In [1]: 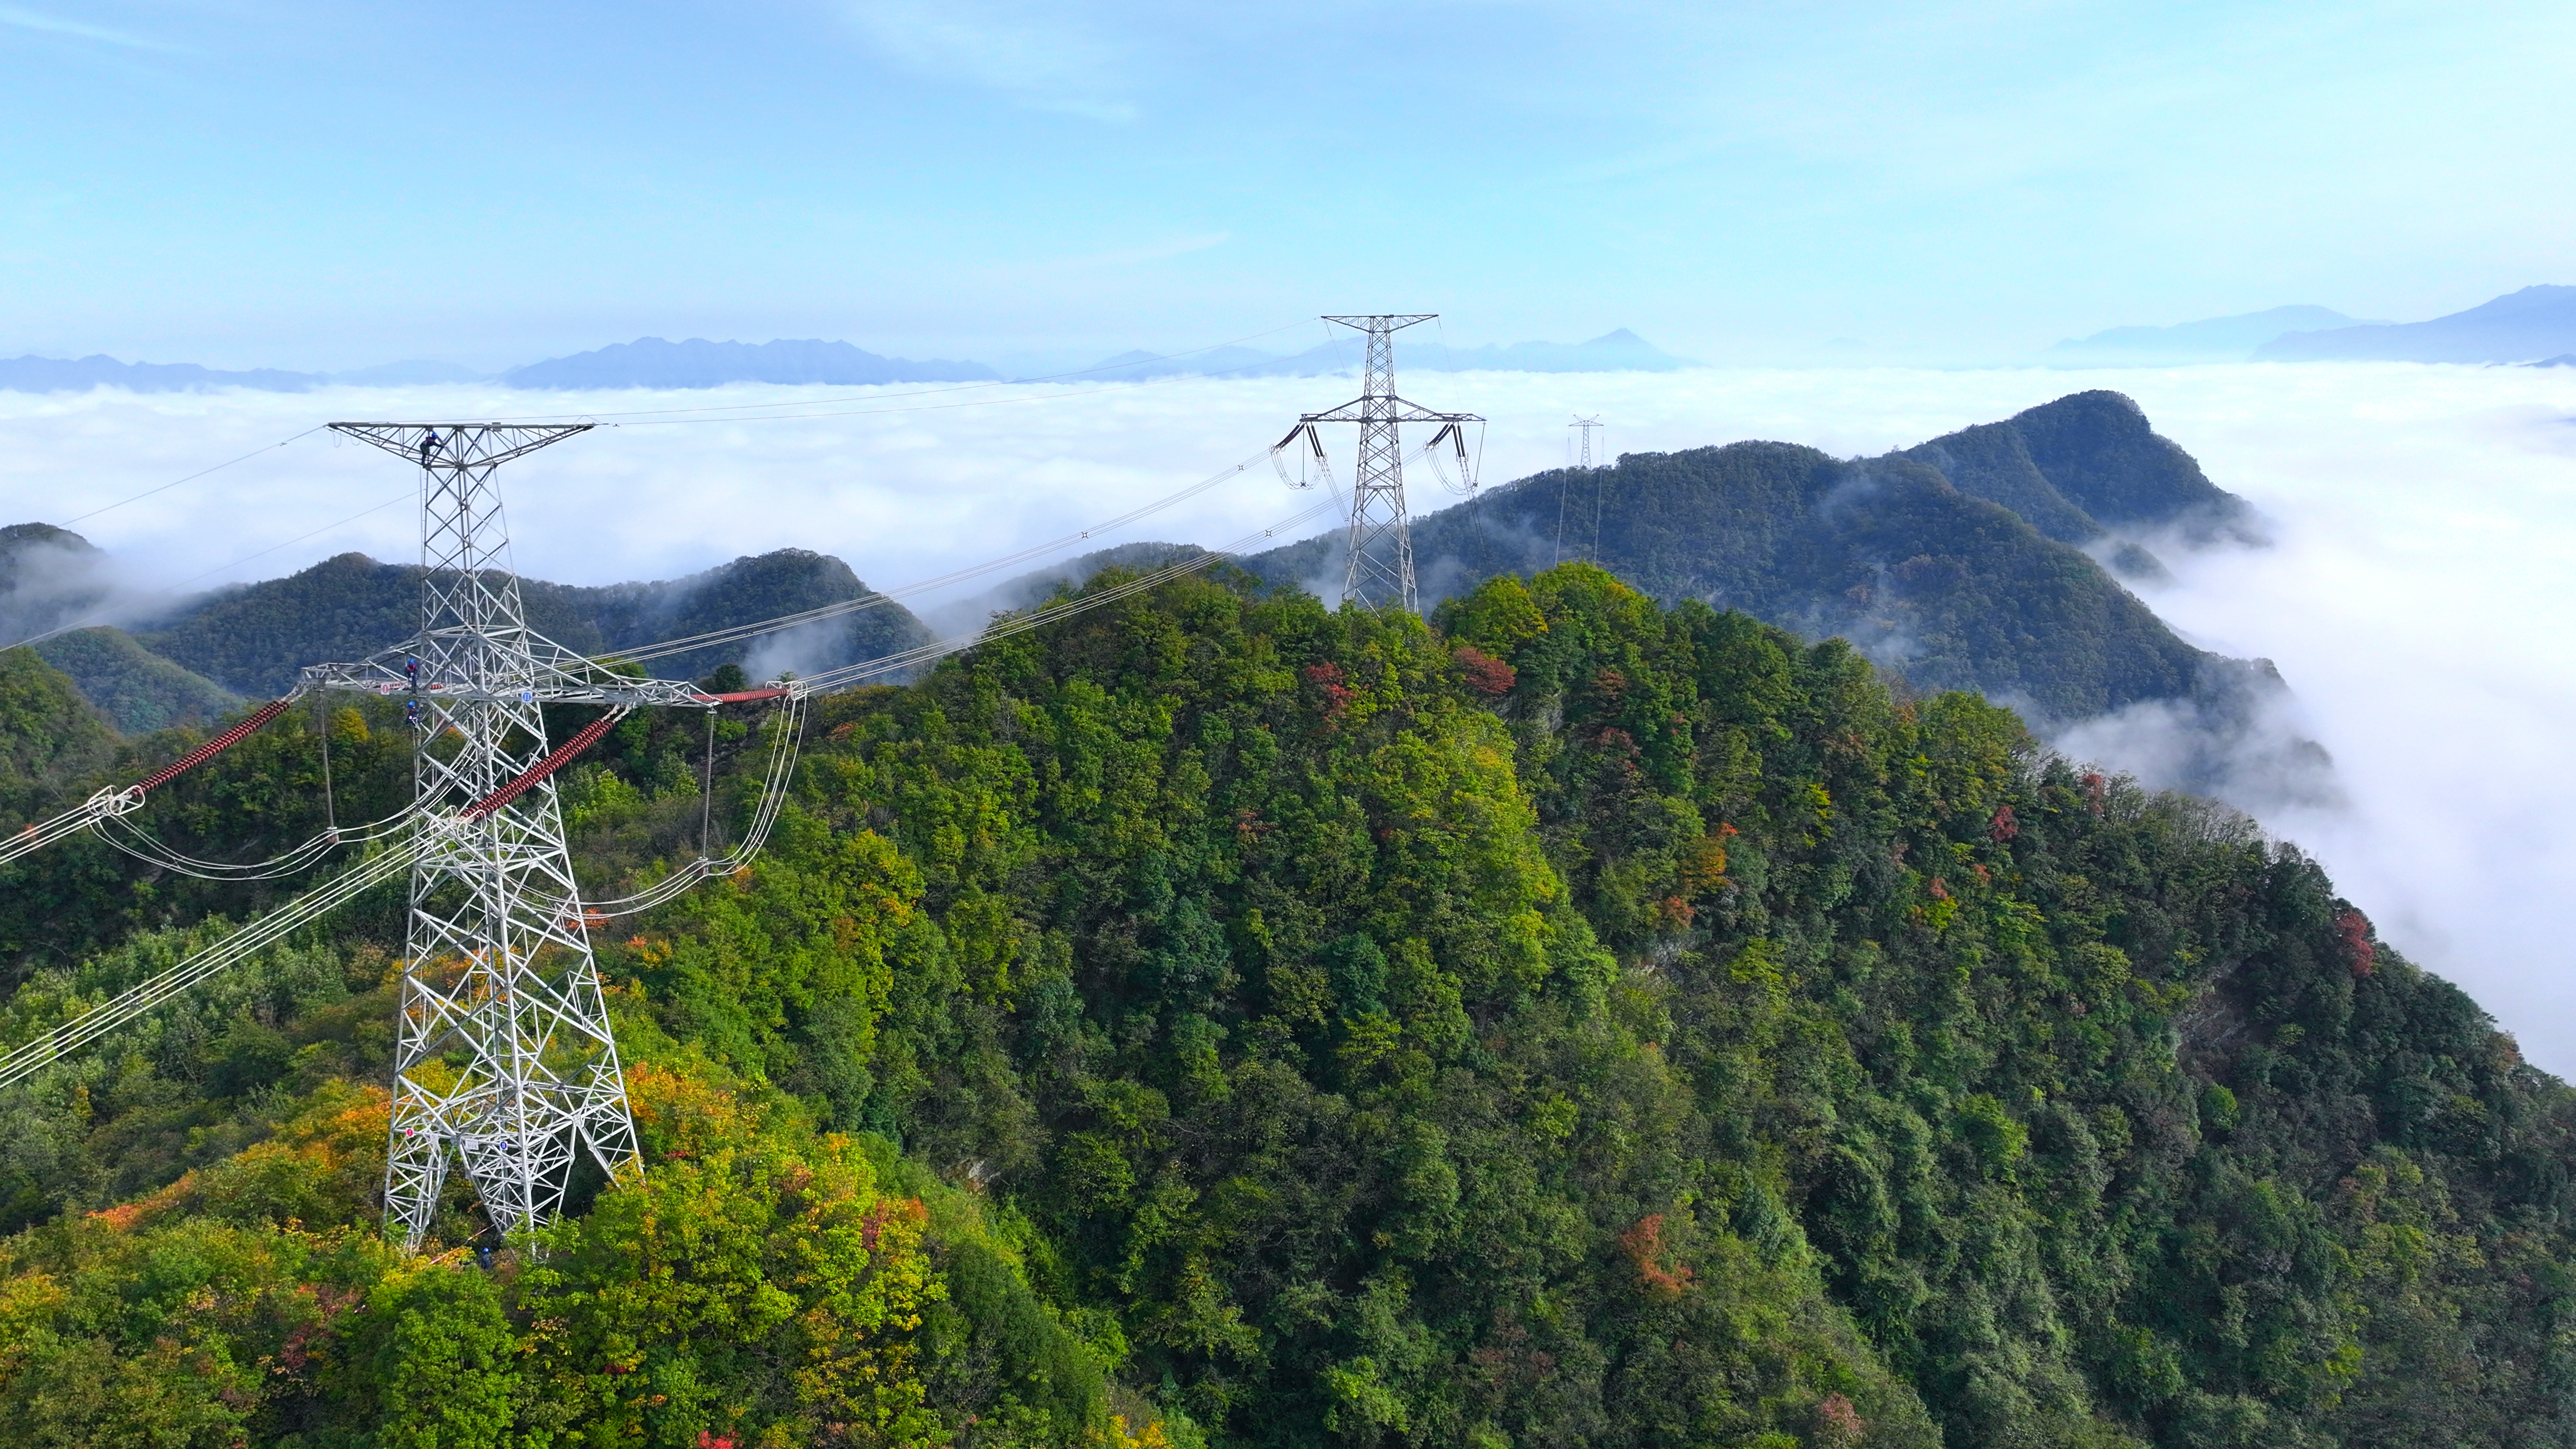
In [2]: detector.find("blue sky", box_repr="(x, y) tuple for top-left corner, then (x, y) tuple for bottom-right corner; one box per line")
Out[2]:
(4, 0), (2571, 368)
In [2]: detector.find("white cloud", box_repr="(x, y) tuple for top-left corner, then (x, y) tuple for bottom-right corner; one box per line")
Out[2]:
(840, 0), (1140, 120)
(8, 359), (2576, 1070)
(0, 4), (169, 49)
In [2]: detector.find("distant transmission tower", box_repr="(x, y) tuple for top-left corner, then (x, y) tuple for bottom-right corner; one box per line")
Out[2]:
(1572, 415), (1607, 562)
(1570, 414), (1603, 469)
(314, 423), (712, 1249)
(1273, 315), (1481, 612)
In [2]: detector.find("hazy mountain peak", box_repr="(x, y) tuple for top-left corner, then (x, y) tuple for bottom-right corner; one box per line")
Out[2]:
(0, 354), (326, 394)
(502, 337), (1000, 390)
(2257, 283), (2576, 362)
(2046, 305), (2364, 365)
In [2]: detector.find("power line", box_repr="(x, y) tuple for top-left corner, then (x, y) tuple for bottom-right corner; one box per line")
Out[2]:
(60, 426), (328, 525)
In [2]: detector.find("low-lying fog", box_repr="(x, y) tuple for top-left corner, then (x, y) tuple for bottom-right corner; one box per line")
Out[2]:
(7, 362), (2575, 1070)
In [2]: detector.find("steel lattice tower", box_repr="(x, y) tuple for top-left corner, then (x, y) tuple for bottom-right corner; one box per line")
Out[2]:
(323, 422), (650, 1248)
(1282, 316), (1482, 612)
(1570, 414), (1603, 469)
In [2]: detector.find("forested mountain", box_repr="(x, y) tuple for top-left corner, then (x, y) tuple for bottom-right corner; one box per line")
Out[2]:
(0, 563), (2560, 1448)
(0, 647), (115, 821)
(0, 522), (120, 644)
(29, 625), (239, 733)
(1236, 391), (2306, 802)
(1901, 391), (2260, 546)
(133, 547), (932, 697)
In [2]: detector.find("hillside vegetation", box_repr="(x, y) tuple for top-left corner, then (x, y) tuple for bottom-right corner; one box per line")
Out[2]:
(0, 564), (2559, 1449)
(30, 625), (239, 734)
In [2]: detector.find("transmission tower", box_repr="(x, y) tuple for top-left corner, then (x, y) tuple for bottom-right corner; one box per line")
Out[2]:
(313, 423), (715, 1250)
(1273, 316), (1481, 612)
(1571, 415), (1608, 563)
(1570, 414), (1603, 469)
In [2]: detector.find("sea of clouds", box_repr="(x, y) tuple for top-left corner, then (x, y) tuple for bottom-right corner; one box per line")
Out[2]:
(5, 362), (2574, 1069)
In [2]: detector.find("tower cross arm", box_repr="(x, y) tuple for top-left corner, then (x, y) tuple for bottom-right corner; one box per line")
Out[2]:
(1320, 314), (1438, 331)
(1300, 397), (1485, 425)
(329, 422), (594, 470)
(296, 640), (749, 710)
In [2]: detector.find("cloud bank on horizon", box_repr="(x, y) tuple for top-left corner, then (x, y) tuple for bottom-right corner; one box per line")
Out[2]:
(4, 360), (2575, 1071)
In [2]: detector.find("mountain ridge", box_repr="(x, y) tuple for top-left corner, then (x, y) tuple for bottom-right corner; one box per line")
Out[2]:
(2257, 283), (2576, 362)
(2045, 305), (2367, 365)
(128, 547), (934, 697)
(1225, 389), (2304, 804)
(502, 336), (1000, 389)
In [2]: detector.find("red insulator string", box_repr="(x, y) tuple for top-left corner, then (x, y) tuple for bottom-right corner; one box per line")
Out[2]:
(462, 710), (625, 821)
(133, 698), (293, 792)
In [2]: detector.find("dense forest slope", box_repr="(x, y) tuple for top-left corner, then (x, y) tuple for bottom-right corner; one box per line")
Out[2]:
(0, 564), (2560, 1448)
(133, 546), (932, 697)
(29, 625), (239, 733)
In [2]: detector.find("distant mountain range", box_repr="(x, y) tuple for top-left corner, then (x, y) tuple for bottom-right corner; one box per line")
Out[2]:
(2052, 285), (2576, 365)
(0, 356), (342, 394)
(0, 328), (1689, 394)
(2046, 305), (2369, 365)
(500, 338), (998, 389)
(2256, 284), (2576, 362)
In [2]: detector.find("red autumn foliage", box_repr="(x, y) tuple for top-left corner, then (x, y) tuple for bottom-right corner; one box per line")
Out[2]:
(1302, 662), (1355, 721)
(1454, 645), (1516, 697)
(859, 1196), (928, 1250)
(1990, 803), (2018, 842)
(1618, 1214), (1693, 1298)
(1654, 895), (1696, 931)
(2081, 773), (2107, 817)
(1815, 1392), (1866, 1446)
(2335, 907), (2375, 977)
(1927, 877), (1951, 902)
(697, 1433), (737, 1449)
